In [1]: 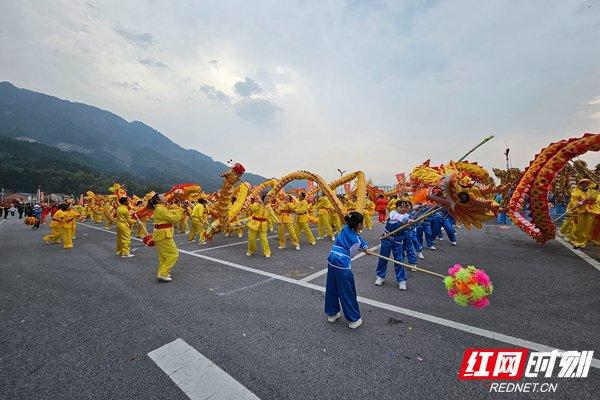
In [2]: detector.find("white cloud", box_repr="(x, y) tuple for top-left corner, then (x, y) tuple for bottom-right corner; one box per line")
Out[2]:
(1, 0), (599, 183)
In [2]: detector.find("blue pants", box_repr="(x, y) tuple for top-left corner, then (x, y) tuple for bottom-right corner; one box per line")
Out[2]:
(376, 237), (411, 282)
(410, 229), (422, 252)
(324, 266), (360, 322)
(433, 216), (457, 242)
(417, 221), (434, 247)
(498, 212), (508, 224)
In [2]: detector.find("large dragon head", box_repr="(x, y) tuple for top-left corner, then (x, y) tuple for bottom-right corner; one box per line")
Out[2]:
(411, 161), (498, 228)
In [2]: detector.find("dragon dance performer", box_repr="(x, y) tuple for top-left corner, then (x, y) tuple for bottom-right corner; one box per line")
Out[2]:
(61, 203), (78, 249)
(375, 194), (388, 223)
(386, 194), (398, 212)
(188, 199), (208, 245)
(324, 212), (369, 330)
(363, 197), (375, 229)
(375, 200), (415, 290)
(563, 179), (600, 249)
(246, 194), (272, 257)
(148, 194), (182, 282)
(42, 204), (64, 245)
(102, 201), (115, 230)
(277, 195), (300, 250)
(295, 192), (316, 245)
(316, 194), (335, 241)
(116, 197), (134, 258)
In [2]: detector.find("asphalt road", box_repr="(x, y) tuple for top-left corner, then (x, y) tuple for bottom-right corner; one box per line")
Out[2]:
(1, 216), (599, 399)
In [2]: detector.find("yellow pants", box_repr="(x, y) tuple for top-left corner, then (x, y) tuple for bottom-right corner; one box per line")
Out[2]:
(318, 214), (334, 238)
(116, 224), (132, 255)
(72, 223), (78, 238)
(559, 217), (575, 237)
(156, 238), (179, 277)
(178, 219), (189, 234)
(569, 212), (596, 247)
(62, 228), (74, 248)
(364, 213), (373, 229)
(331, 214), (341, 234)
(278, 223), (299, 247)
(188, 220), (206, 243)
(94, 214), (102, 223)
(43, 227), (62, 244)
(295, 222), (316, 244)
(248, 228), (271, 256)
(104, 218), (113, 229)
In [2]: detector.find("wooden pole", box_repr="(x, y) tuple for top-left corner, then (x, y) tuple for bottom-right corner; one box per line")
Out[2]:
(366, 251), (446, 279)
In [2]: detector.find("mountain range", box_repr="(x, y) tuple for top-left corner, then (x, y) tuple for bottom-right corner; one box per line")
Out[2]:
(0, 81), (266, 194)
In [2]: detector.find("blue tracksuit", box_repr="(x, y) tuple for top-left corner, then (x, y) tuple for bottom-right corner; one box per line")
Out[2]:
(432, 212), (457, 242)
(325, 225), (368, 322)
(376, 212), (415, 283)
(416, 211), (435, 248)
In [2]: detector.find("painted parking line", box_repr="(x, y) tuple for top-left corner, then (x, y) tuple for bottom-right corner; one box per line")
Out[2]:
(148, 338), (260, 400)
(79, 222), (600, 369)
(298, 244), (381, 283)
(555, 236), (600, 272)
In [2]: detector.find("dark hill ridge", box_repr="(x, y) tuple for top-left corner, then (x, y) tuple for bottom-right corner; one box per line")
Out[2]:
(0, 81), (266, 192)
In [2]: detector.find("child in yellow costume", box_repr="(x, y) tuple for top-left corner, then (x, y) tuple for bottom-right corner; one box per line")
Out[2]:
(566, 179), (600, 249)
(188, 199), (208, 245)
(246, 195), (272, 257)
(364, 197), (375, 229)
(316, 195), (335, 241)
(61, 203), (77, 249)
(277, 195), (300, 250)
(149, 194), (182, 282)
(294, 193), (316, 245)
(116, 197), (134, 258)
(43, 206), (64, 244)
(92, 202), (103, 223)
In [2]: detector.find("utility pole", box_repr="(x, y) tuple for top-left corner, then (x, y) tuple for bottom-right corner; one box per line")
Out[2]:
(1, 187), (4, 204)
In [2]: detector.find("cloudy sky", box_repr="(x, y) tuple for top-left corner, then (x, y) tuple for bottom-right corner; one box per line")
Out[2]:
(1, 0), (599, 184)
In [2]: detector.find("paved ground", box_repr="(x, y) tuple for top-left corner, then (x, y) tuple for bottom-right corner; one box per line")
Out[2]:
(1, 216), (599, 399)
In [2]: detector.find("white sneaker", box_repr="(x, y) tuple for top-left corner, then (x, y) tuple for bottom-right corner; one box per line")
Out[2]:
(417, 252), (424, 259)
(409, 264), (417, 271)
(398, 281), (407, 290)
(316, 236), (323, 240)
(368, 227), (373, 230)
(188, 240), (194, 243)
(331, 236), (336, 242)
(122, 254), (134, 258)
(238, 234), (243, 238)
(246, 252), (252, 256)
(265, 253), (271, 258)
(295, 245), (300, 251)
(310, 242), (316, 245)
(327, 312), (342, 323)
(225, 233), (230, 237)
(115, 253), (122, 256)
(278, 245), (285, 249)
(199, 241), (207, 245)
(349, 318), (363, 329)
(375, 276), (384, 286)
(157, 275), (172, 282)
(438, 237), (443, 241)
(426, 246), (436, 250)
(451, 241), (457, 246)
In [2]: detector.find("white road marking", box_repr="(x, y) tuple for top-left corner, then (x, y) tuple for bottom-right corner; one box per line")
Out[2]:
(148, 338), (260, 400)
(218, 277), (276, 296)
(555, 236), (600, 272)
(191, 227), (319, 253)
(298, 244), (381, 283)
(80, 222), (600, 369)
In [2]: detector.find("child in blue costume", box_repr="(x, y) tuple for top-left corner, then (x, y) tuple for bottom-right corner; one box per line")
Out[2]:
(325, 212), (370, 329)
(375, 200), (415, 291)
(415, 204), (436, 250)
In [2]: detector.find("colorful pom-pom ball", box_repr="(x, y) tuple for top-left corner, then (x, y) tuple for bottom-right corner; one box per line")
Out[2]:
(444, 264), (493, 309)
